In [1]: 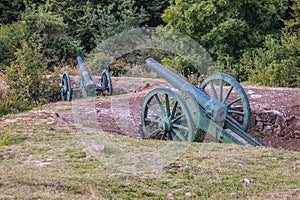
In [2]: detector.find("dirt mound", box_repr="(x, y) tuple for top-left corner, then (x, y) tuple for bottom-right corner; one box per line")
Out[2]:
(56, 77), (299, 151)
(246, 87), (300, 151)
(3, 76), (298, 151)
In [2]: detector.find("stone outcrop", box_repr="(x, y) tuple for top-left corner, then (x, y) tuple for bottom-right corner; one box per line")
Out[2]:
(248, 107), (300, 150)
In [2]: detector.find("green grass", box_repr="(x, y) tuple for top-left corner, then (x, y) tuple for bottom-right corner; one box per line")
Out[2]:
(0, 106), (299, 199)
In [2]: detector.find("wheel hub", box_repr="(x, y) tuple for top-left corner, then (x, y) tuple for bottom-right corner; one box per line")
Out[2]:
(158, 118), (172, 132)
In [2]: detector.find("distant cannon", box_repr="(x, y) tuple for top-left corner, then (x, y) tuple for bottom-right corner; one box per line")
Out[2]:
(141, 58), (262, 146)
(61, 56), (112, 101)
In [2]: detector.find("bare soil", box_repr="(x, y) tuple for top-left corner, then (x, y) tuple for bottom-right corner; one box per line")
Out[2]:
(57, 76), (299, 151)
(4, 76), (299, 151)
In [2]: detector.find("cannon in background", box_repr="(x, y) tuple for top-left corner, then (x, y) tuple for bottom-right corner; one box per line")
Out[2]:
(61, 56), (112, 101)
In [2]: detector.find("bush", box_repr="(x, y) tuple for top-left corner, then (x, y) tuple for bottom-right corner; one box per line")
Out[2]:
(240, 34), (300, 87)
(0, 22), (25, 72)
(240, 0), (300, 88)
(22, 1), (82, 68)
(4, 40), (60, 114)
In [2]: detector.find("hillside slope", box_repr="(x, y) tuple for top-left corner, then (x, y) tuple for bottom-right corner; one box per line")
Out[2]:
(0, 77), (299, 199)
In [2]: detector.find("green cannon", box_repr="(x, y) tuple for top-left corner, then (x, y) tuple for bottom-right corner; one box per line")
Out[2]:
(61, 56), (113, 101)
(141, 58), (262, 146)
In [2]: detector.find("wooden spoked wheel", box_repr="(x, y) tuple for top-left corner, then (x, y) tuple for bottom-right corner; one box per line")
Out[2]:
(61, 71), (72, 101)
(100, 68), (113, 96)
(141, 88), (195, 142)
(199, 73), (250, 131)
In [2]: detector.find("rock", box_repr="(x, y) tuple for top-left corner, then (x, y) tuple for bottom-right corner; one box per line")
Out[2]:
(253, 110), (287, 135)
(240, 178), (255, 184)
(273, 124), (282, 135)
(275, 112), (287, 127)
(263, 125), (273, 135)
(256, 121), (264, 131)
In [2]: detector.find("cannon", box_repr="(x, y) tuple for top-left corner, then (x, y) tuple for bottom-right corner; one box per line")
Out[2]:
(61, 56), (113, 101)
(141, 58), (262, 146)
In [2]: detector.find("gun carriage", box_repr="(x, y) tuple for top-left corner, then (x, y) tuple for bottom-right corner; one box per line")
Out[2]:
(141, 58), (262, 146)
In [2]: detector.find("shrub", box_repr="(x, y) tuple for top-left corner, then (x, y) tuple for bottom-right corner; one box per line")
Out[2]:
(4, 40), (60, 115)
(0, 22), (25, 72)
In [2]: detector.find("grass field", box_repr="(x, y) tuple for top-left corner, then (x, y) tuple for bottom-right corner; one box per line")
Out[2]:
(0, 102), (299, 199)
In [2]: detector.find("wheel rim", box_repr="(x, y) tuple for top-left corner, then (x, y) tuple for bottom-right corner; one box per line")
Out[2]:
(61, 71), (72, 101)
(100, 68), (112, 96)
(141, 88), (195, 142)
(199, 73), (250, 131)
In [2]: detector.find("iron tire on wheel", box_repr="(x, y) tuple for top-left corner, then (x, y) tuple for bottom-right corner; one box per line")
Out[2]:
(200, 73), (250, 131)
(141, 88), (195, 142)
(61, 71), (72, 101)
(100, 68), (113, 96)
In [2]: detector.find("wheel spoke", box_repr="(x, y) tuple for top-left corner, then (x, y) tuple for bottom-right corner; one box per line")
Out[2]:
(170, 131), (178, 141)
(142, 88), (194, 142)
(219, 79), (223, 102)
(172, 124), (189, 131)
(172, 114), (184, 123)
(223, 85), (234, 103)
(165, 94), (171, 117)
(61, 72), (72, 101)
(148, 128), (162, 138)
(144, 118), (160, 123)
(170, 101), (178, 118)
(226, 114), (243, 129)
(209, 81), (218, 99)
(200, 73), (250, 132)
(173, 129), (187, 142)
(154, 94), (166, 116)
(228, 109), (244, 116)
(147, 103), (164, 118)
(227, 97), (241, 106)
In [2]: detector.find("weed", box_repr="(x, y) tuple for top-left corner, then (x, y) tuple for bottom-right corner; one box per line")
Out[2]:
(0, 129), (12, 145)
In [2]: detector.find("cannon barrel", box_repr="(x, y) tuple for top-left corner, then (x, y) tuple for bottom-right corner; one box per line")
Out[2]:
(145, 58), (227, 122)
(77, 56), (89, 72)
(77, 56), (96, 97)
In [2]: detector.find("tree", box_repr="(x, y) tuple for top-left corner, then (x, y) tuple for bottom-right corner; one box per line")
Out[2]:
(0, 22), (25, 72)
(162, 0), (289, 80)
(0, 0), (25, 24)
(45, 0), (157, 53)
(81, 0), (147, 51)
(21, 1), (83, 67)
(240, 0), (300, 87)
(134, 0), (170, 27)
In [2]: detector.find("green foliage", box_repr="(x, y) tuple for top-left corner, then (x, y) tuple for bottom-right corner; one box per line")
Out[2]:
(240, 0), (300, 87)
(84, 0), (147, 46)
(0, 89), (29, 117)
(161, 56), (198, 77)
(134, 0), (170, 27)
(50, 0), (150, 53)
(0, 22), (25, 72)
(162, 0), (289, 80)
(283, 0), (300, 33)
(4, 40), (60, 112)
(21, 1), (83, 67)
(0, 0), (25, 24)
(0, 129), (12, 145)
(241, 34), (300, 87)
